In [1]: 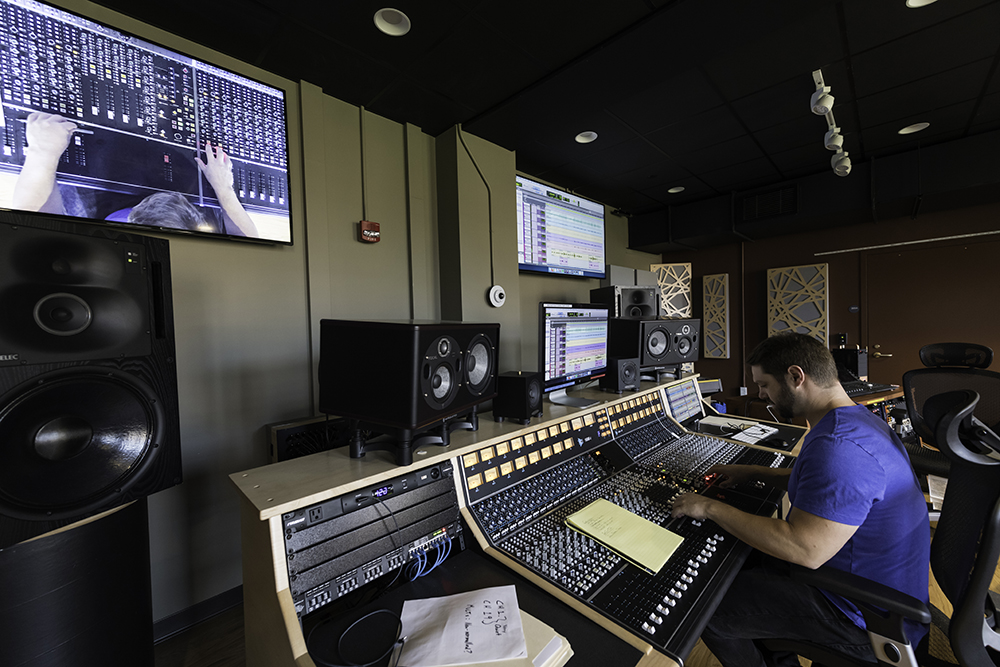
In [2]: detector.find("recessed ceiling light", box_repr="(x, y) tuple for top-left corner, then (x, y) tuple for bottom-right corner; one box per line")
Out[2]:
(667, 186), (685, 194)
(905, 0), (938, 7)
(374, 8), (411, 36)
(898, 122), (931, 135)
(575, 131), (598, 144)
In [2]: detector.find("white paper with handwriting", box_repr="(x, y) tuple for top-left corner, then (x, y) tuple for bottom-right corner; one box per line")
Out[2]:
(397, 585), (528, 666)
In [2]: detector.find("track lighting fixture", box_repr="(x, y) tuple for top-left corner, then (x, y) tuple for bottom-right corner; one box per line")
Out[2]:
(831, 151), (851, 177)
(810, 86), (834, 115)
(824, 127), (843, 151)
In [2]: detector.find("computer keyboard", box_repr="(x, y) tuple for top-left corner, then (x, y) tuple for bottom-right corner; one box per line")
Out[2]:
(729, 423), (779, 444)
(841, 380), (897, 397)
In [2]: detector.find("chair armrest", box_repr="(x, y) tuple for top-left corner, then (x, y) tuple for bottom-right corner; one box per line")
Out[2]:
(789, 563), (931, 642)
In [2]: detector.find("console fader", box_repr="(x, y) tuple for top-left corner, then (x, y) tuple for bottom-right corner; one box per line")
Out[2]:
(457, 389), (792, 664)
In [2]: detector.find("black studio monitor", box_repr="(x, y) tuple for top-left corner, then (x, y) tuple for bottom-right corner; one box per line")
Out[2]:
(492, 371), (543, 424)
(600, 358), (640, 393)
(0, 213), (182, 549)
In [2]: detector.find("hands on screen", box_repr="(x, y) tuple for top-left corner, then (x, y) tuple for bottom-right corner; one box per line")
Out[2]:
(11, 112), (76, 214)
(196, 140), (258, 237)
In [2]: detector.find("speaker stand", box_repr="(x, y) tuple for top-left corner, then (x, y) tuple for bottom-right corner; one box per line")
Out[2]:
(346, 407), (482, 466)
(0, 499), (154, 667)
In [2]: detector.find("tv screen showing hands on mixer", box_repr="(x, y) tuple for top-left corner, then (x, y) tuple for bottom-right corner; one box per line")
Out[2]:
(0, 0), (292, 244)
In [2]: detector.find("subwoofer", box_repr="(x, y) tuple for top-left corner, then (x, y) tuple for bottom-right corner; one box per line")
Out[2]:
(318, 320), (500, 432)
(590, 286), (658, 319)
(0, 214), (181, 548)
(600, 358), (640, 393)
(492, 371), (543, 424)
(608, 318), (701, 368)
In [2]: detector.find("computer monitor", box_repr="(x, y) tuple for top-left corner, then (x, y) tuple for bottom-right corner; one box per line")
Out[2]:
(538, 302), (609, 408)
(516, 175), (605, 279)
(664, 376), (704, 426)
(0, 0), (292, 244)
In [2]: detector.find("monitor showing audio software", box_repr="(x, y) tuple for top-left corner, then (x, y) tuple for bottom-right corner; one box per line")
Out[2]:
(516, 175), (605, 279)
(539, 302), (609, 408)
(664, 377), (704, 425)
(0, 0), (292, 244)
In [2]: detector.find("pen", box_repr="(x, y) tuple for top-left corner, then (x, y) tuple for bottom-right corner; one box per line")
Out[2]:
(15, 117), (94, 134)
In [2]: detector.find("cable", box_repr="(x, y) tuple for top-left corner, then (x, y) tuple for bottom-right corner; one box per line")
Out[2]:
(456, 124), (496, 287)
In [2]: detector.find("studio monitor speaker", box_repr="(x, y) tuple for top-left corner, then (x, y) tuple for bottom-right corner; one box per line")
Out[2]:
(492, 371), (543, 424)
(318, 320), (500, 432)
(600, 358), (639, 393)
(608, 318), (701, 368)
(0, 214), (181, 548)
(590, 286), (658, 319)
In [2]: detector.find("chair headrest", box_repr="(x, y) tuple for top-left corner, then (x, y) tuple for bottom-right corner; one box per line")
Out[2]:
(919, 343), (993, 369)
(924, 390), (1000, 466)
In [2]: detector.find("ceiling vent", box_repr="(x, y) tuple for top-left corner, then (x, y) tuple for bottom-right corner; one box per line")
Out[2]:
(740, 186), (797, 222)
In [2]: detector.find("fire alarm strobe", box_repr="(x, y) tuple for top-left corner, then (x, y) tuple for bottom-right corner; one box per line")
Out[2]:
(359, 220), (380, 243)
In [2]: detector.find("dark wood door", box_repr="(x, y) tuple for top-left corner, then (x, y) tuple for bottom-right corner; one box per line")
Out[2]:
(865, 238), (1000, 385)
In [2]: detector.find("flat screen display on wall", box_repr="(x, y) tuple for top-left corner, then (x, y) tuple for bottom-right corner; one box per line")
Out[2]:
(0, 0), (292, 244)
(516, 175), (605, 279)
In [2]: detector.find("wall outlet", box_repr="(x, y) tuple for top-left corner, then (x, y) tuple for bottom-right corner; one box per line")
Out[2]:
(738, 386), (748, 396)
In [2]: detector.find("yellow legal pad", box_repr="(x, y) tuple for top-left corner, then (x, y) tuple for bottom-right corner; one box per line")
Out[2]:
(565, 498), (684, 574)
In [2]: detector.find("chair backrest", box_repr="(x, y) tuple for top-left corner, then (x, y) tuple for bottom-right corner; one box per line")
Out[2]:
(903, 342), (1000, 447)
(922, 390), (1000, 667)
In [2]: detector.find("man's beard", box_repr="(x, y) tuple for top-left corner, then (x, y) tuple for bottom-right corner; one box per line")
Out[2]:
(770, 381), (797, 421)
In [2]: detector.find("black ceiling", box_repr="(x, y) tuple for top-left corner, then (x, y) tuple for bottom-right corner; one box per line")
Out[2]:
(91, 0), (1000, 219)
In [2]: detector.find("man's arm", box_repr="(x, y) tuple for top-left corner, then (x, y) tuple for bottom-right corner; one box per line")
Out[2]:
(196, 141), (258, 237)
(671, 494), (858, 569)
(12, 112), (76, 214)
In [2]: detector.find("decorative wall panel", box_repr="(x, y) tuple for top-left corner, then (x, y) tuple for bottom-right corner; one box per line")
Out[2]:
(703, 273), (729, 358)
(766, 264), (828, 344)
(651, 263), (692, 318)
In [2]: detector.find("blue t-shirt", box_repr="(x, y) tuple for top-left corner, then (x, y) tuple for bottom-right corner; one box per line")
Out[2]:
(788, 404), (930, 645)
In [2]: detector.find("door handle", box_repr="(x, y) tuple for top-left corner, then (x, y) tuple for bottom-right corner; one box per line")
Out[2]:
(872, 352), (893, 358)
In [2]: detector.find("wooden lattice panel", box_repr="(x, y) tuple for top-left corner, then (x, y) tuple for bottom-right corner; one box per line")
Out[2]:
(703, 273), (729, 358)
(651, 263), (692, 318)
(766, 264), (828, 344)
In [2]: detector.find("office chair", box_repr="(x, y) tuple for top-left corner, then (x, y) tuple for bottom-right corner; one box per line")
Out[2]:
(901, 343), (997, 515)
(759, 388), (1000, 667)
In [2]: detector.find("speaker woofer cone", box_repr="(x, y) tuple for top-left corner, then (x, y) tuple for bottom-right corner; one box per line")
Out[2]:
(33, 292), (92, 336)
(646, 328), (670, 360)
(465, 334), (494, 395)
(0, 368), (164, 520)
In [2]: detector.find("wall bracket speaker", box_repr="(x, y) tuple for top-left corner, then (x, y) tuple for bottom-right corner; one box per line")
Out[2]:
(0, 213), (181, 548)
(492, 371), (543, 424)
(590, 286), (658, 319)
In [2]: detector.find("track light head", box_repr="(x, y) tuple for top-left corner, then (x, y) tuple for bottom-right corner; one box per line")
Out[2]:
(810, 87), (834, 115)
(831, 151), (851, 177)
(824, 127), (843, 151)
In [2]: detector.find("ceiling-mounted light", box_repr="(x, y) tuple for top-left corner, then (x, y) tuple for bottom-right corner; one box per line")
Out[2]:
(374, 8), (411, 36)
(898, 122), (930, 135)
(905, 0), (939, 7)
(831, 151), (851, 177)
(667, 186), (685, 194)
(575, 131), (598, 144)
(810, 86), (834, 115)
(824, 127), (843, 151)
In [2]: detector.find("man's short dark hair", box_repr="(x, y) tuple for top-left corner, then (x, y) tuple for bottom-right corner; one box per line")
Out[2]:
(746, 332), (838, 388)
(128, 192), (204, 231)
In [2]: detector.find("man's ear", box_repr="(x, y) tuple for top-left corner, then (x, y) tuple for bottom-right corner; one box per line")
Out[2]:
(786, 365), (807, 388)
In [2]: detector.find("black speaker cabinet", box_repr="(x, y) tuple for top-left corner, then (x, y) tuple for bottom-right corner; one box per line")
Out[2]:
(0, 214), (181, 548)
(608, 318), (700, 368)
(492, 371), (543, 424)
(318, 320), (500, 432)
(831, 347), (869, 380)
(590, 285), (658, 319)
(600, 357), (640, 393)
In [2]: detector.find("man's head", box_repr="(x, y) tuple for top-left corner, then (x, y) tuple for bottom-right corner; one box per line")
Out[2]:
(128, 192), (209, 232)
(746, 332), (839, 419)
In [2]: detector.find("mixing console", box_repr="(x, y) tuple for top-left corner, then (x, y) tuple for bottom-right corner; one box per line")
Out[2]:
(457, 386), (792, 663)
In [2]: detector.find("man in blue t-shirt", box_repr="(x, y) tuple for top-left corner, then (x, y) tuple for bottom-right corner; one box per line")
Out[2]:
(672, 332), (930, 667)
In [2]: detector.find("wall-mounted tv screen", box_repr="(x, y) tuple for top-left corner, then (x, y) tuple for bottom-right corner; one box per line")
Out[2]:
(0, 0), (292, 244)
(516, 175), (604, 279)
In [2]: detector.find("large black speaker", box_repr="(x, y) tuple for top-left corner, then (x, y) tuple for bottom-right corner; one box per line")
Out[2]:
(492, 371), (543, 424)
(318, 320), (500, 432)
(600, 357), (640, 393)
(0, 214), (181, 548)
(608, 318), (701, 368)
(590, 285), (658, 319)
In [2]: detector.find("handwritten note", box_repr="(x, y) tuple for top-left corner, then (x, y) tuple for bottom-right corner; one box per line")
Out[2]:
(398, 585), (528, 666)
(566, 498), (684, 574)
